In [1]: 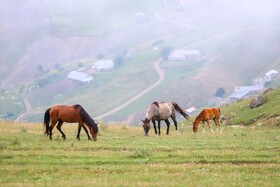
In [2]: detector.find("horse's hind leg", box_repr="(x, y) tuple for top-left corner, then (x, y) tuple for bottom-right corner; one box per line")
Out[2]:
(171, 116), (178, 133)
(164, 119), (170, 135)
(49, 119), (57, 140)
(214, 117), (220, 133)
(56, 120), (66, 140)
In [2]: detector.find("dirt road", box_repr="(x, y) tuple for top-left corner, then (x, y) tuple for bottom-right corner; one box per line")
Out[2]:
(96, 58), (164, 119)
(15, 84), (31, 122)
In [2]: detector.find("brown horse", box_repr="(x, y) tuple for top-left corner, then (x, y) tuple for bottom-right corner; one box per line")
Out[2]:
(193, 108), (221, 133)
(44, 104), (98, 141)
(142, 101), (189, 136)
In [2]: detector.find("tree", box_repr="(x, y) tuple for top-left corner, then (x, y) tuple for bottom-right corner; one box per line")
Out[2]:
(160, 46), (173, 60)
(97, 54), (104, 59)
(37, 64), (43, 72)
(215, 87), (225, 98)
(114, 55), (124, 67)
(78, 62), (84, 67)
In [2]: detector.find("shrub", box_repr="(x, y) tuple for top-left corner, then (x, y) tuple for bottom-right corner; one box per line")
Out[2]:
(131, 148), (152, 158)
(20, 126), (27, 133)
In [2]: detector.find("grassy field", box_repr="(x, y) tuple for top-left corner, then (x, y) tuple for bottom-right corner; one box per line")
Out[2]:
(0, 120), (279, 186)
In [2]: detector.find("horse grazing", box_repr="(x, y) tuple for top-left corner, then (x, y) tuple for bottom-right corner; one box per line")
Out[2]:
(43, 104), (98, 141)
(142, 101), (189, 136)
(193, 107), (221, 133)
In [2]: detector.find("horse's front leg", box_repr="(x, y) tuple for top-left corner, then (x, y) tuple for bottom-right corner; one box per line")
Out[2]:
(152, 120), (157, 135)
(207, 120), (214, 133)
(82, 126), (92, 140)
(202, 121), (205, 134)
(56, 120), (66, 140)
(76, 125), (82, 141)
(157, 120), (161, 135)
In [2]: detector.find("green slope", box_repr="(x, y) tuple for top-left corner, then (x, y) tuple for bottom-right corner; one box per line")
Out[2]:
(220, 88), (280, 126)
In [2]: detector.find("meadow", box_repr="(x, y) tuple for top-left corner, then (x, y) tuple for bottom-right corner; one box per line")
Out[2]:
(0, 120), (279, 187)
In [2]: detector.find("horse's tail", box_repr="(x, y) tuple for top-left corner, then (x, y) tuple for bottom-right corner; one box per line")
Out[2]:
(43, 108), (51, 135)
(172, 102), (189, 119)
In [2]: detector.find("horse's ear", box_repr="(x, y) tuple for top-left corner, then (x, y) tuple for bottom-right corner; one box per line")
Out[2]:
(141, 119), (144, 123)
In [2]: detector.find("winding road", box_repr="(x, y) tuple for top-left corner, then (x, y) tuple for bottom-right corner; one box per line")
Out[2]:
(96, 58), (164, 119)
(15, 84), (31, 122)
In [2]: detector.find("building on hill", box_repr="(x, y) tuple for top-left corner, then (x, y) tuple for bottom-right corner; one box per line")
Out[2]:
(265, 69), (278, 79)
(253, 69), (278, 86)
(186, 106), (197, 115)
(67, 71), (93, 83)
(229, 85), (264, 100)
(134, 12), (146, 22)
(94, 60), (114, 71)
(168, 49), (203, 61)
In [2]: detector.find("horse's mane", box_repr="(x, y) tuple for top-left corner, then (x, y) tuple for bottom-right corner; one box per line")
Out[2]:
(74, 104), (98, 133)
(73, 104), (82, 109)
(152, 101), (159, 107)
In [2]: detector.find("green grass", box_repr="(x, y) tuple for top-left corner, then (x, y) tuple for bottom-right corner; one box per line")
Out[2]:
(221, 88), (280, 126)
(0, 120), (279, 186)
(0, 89), (25, 120)
(2, 88), (280, 186)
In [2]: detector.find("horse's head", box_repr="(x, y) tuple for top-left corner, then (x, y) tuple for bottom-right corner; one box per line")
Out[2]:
(192, 121), (198, 133)
(90, 121), (98, 141)
(141, 118), (150, 136)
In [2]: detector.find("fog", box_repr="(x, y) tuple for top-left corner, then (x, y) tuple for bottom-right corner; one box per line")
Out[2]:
(0, 0), (280, 122)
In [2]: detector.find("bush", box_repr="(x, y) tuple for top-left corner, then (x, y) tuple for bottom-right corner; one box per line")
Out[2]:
(131, 148), (152, 158)
(20, 126), (27, 133)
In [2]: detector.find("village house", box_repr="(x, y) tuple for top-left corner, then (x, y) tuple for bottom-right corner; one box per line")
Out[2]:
(228, 69), (278, 100)
(168, 49), (203, 61)
(185, 106), (197, 115)
(94, 60), (114, 72)
(67, 71), (93, 83)
(134, 12), (146, 22)
(265, 69), (278, 79)
(229, 85), (264, 100)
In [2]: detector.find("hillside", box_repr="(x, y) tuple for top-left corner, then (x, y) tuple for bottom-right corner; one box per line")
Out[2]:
(0, 0), (280, 123)
(0, 88), (279, 186)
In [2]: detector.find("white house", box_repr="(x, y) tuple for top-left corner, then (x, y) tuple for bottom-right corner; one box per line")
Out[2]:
(67, 71), (93, 83)
(229, 85), (264, 99)
(95, 60), (114, 71)
(265, 69), (278, 79)
(168, 50), (187, 61)
(186, 106), (197, 115)
(168, 49), (203, 61)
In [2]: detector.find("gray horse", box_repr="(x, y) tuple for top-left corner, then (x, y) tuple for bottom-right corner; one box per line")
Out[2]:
(142, 101), (189, 136)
